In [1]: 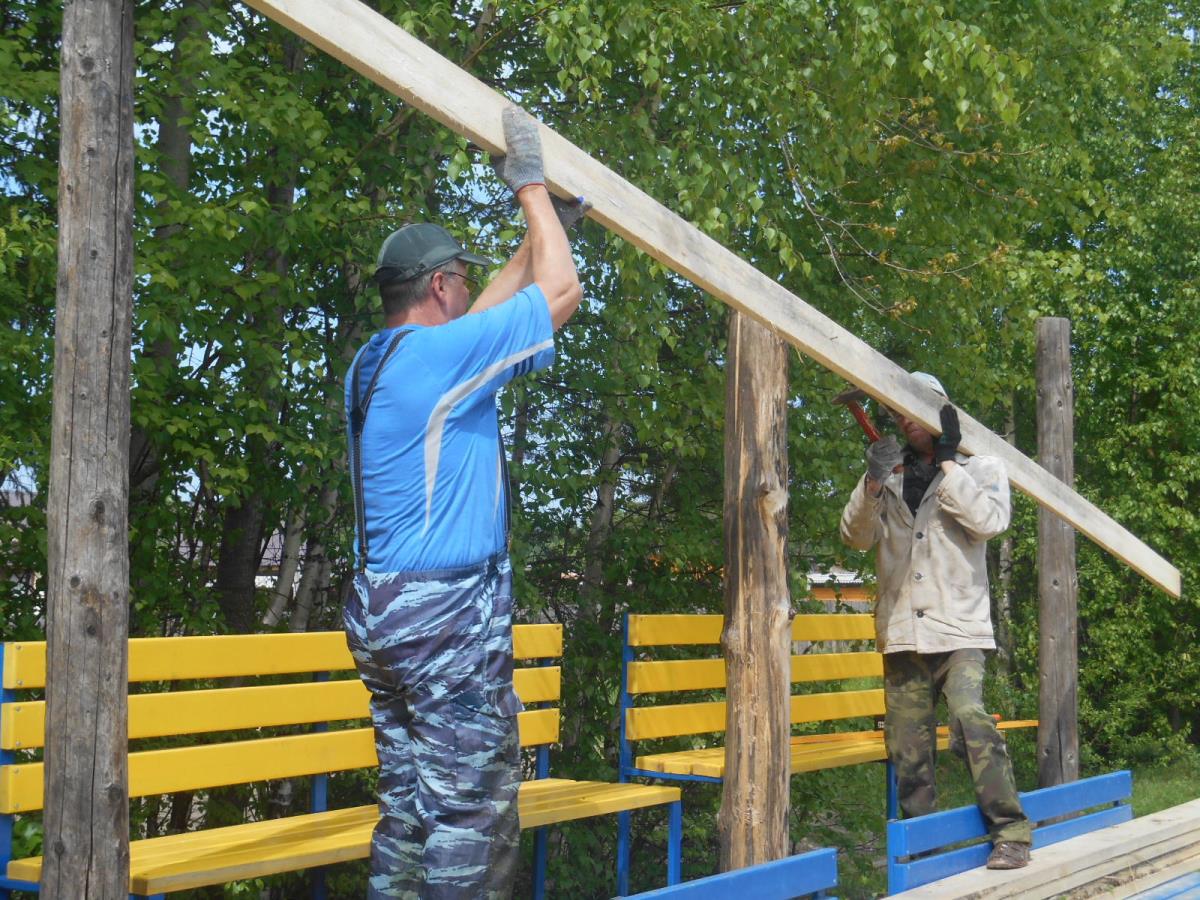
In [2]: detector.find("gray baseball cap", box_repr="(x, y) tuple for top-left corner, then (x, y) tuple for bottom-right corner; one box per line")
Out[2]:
(911, 371), (949, 399)
(881, 371), (949, 421)
(373, 223), (494, 286)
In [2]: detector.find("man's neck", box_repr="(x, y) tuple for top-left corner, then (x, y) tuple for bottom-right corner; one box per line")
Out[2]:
(385, 300), (446, 329)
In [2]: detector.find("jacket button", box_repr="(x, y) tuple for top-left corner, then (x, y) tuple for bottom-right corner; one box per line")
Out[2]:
(914, 572), (923, 581)
(916, 531), (924, 539)
(916, 610), (925, 618)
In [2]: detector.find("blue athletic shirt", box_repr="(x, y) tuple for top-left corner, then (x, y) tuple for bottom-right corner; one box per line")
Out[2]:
(346, 285), (554, 571)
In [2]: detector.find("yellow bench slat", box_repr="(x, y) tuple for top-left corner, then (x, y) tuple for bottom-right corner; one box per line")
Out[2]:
(515, 666), (561, 704)
(2, 680), (369, 751)
(626, 614), (875, 647)
(518, 779), (680, 828)
(793, 688), (885, 723)
(625, 689), (886, 740)
(2, 633), (355, 689)
(627, 615), (724, 646)
(792, 614), (875, 642)
(795, 652), (882, 681)
(0, 708), (561, 814)
(626, 652), (882, 694)
(512, 624), (563, 659)
(2, 624), (562, 689)
(0, 667), (561, 751)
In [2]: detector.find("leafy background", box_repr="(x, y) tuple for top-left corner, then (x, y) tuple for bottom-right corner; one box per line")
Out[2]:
(1, 0), (1198, 896)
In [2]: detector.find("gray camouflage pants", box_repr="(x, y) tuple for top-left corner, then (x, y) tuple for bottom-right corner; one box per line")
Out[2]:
(344, 553), (522, 899)
(883, 649), (1031, 844)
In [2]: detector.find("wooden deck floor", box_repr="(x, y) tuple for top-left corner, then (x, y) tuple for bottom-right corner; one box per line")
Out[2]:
(895, 797), (1200, 899)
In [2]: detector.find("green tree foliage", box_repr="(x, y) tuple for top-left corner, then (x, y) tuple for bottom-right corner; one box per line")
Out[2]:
(0, 0), (1197, 895)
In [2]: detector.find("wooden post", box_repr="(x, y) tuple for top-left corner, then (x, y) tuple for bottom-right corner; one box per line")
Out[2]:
(42, 1), (134, 895)
(719, 312), (791, 870)
(1036, 317), (1079, 788)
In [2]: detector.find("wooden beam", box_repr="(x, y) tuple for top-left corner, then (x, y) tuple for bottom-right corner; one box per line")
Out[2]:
(242, 0), (1181, 598)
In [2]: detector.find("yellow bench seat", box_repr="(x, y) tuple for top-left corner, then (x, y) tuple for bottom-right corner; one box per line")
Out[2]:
(634, 720), (1038, 780)
(7, 778), (681, 894)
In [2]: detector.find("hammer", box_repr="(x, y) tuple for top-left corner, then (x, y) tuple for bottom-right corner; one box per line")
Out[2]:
(832, 386), (881, 443)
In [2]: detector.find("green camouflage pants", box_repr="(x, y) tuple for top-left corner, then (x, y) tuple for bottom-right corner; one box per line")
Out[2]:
(883, 649), (1031, 844)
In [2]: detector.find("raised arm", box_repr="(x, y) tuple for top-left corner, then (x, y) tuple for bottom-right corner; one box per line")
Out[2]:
(471, 107), (582, 329)
(518, 186), (582, 329)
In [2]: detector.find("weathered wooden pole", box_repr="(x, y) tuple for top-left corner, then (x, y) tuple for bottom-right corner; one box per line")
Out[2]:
(719, 312), (791, 870)
(1036, 317), (1079, 788)
(42, 0), (134, 895)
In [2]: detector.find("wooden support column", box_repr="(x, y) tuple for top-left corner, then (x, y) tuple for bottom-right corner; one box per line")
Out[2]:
(42, 1), (134, 895)
(719, 312), (791, 870)
(1036, 317), (1079, 788)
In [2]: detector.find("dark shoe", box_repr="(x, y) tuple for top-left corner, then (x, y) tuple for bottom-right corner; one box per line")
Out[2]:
(986, 841), (1030, 869)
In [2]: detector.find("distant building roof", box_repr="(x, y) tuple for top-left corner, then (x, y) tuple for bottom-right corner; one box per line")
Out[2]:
(806, 567), (865, 586)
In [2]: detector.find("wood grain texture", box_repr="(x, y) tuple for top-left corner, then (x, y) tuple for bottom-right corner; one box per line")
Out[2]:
(42, 0), (135, 895)
(719, 314), (791, 869)
(1036, 317), (1080, 788)
(242, 0), (1180, 597)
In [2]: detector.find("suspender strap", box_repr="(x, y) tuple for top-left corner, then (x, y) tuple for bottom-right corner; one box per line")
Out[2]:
(349, 329), (409, 571)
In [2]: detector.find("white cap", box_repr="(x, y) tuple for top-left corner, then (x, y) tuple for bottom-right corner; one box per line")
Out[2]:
(911, 371), (949, 400)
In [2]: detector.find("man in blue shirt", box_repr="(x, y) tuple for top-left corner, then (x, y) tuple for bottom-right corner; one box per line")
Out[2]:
(343, 107), (583, 898)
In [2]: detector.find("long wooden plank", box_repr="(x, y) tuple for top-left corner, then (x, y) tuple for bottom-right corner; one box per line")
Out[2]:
(241, 0), (1180, 598)
(0, 667), (561, 750)
(2, 624), (562, 689)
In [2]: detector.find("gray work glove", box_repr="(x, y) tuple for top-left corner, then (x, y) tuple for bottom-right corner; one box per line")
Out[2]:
(866, 435), (903, 483)
(551, 194), (592, 233)
(495, 106), (544, 194)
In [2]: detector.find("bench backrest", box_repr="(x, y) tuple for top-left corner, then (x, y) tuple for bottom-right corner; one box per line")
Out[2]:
(886, 770), (1134, 893)
(619, 611), (881, 762)
(0, 625), (563, 816)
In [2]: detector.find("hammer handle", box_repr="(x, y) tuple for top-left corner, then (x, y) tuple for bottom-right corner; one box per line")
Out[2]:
(848, 401), (882, 443)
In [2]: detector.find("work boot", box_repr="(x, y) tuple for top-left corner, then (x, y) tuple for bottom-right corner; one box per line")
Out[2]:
(986, 841), (1031, 869)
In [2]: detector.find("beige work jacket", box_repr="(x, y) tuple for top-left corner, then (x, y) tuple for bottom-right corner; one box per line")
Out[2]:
(839, 454), (1011, 654)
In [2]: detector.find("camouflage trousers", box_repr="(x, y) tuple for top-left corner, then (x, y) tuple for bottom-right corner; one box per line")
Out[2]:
(343, 552), (522, 899)
(883, 649), (1031, 844)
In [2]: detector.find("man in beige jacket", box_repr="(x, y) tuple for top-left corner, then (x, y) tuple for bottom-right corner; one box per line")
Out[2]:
(840, 372), (1032, 869)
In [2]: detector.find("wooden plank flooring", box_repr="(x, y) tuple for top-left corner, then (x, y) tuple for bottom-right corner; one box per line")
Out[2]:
(896, 797), (1200, 899)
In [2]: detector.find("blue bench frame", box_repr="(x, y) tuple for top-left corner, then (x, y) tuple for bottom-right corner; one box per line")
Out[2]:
(630, 847), (837, 899)
(616, 613), (905, 831)
(887, 769), (1134, 894)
